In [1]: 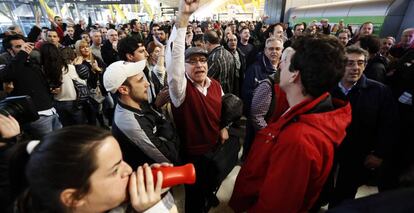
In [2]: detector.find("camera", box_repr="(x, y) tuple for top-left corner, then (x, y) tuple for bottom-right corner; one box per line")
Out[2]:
(151, 163), (196, 188)
(0, 96), (39, 124)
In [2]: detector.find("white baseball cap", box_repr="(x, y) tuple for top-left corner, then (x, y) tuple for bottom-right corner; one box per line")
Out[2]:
(103, 60), (146, 94)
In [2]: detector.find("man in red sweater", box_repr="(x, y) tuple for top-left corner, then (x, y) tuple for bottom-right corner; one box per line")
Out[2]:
(229, 36), (352, 212)
(165, 0), (228, 212)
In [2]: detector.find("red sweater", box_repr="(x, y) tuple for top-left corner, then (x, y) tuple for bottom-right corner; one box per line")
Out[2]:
(229, 93), (352, 212)
(172, 79), (222, 156)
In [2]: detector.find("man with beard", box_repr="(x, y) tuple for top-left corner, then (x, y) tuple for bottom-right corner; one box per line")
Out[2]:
(103, 61), (177, 212)
(104, 60), (179, 169)
(156, 25), (170, 45)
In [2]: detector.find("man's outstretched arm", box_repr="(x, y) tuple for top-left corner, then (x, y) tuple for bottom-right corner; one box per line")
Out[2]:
(166, 0), (201, 108)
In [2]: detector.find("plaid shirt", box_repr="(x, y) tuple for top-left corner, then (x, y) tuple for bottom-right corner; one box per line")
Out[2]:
(207, 46), (236, 94)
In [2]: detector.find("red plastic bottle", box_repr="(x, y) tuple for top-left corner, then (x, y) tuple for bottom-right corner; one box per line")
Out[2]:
(151, 163), (196, 188)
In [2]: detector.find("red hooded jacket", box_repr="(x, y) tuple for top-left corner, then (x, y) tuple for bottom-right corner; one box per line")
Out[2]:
(229, 92), (352, 213)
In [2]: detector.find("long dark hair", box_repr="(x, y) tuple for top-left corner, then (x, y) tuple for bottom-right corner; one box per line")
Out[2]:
(9, 125), (112, 212)
(40, 43), (66, 88)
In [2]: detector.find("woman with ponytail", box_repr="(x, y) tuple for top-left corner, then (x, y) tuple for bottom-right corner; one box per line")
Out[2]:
(9, 125), (177, 213)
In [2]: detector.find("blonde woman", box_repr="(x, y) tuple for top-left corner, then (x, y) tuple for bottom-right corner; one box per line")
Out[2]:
(74, 40), (109, 128)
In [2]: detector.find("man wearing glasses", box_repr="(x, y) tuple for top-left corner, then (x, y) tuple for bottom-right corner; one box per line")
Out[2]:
(166, 0), (229, 210)
(329, 46), (399, 208)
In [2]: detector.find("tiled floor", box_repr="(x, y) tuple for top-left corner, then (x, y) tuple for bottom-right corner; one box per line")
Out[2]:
(209, 166), (241, 213)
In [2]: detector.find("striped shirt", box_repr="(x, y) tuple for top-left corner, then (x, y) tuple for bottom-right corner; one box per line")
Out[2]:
(207, 46), (236, 94)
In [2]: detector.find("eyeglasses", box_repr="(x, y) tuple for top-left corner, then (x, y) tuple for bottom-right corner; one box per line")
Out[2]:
(185, 58), (208, 65)
(346, 60), (366, 67)
(267, 47), (282, 51)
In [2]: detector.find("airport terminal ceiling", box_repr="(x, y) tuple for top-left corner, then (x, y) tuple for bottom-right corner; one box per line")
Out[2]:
(0, 0), (392, 23)
(0, 0), (265, 18)
(0, 0), (412, 38)
(0, 0), (267, 34)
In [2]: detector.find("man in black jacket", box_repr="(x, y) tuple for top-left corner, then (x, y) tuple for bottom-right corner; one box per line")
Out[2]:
(0, 37), (62, 139)
(130, 19), (144, 42)
(101, 29), (120, 66)
(226, 33), (246, 97)
(359, 35), (387, 83)
(62, 26), (76, 48)
(329, 46), (399, 208)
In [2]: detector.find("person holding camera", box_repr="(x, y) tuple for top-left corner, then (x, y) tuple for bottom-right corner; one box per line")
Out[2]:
(0, 36), (62, 139)
(0, 114), (20, 212)
(9, 125), (177, 213)
(0, 114), (20, 140)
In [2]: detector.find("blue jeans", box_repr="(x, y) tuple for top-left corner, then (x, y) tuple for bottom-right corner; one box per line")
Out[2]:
(24, 113), (62, 139)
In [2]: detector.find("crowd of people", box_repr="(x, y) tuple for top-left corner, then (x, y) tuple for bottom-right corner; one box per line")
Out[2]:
(1, 0), (414, 212)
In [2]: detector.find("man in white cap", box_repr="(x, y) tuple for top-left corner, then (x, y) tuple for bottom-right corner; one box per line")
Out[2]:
(103, 60), (179, 171)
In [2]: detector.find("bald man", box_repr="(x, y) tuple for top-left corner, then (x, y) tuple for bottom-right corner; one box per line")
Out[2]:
(101, 29), (120, 65)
